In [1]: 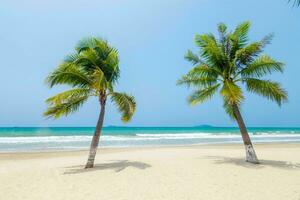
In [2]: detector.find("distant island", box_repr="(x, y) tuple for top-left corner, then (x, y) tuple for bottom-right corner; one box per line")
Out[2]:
(193, 125), (214, 128)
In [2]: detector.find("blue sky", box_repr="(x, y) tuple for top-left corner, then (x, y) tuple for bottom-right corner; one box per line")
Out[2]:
(0, 0), (299, 127)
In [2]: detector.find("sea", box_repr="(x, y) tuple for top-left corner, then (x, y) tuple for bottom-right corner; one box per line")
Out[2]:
(0, 127), (300, 152)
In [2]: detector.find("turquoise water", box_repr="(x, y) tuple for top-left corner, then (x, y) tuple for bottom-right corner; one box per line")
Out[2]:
(0, 127), (300, 152)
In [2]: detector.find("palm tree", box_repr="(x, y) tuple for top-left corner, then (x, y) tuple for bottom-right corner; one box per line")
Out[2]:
(44, 37), (136, 168)
(177, 22), (287, 164)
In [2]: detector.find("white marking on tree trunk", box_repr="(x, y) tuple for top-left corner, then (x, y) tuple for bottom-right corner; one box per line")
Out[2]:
(245, 144), (259, 164)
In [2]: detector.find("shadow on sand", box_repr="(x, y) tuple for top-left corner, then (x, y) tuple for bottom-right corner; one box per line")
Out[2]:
(63, 160), (151, 174)
(205, 156), (300, 170)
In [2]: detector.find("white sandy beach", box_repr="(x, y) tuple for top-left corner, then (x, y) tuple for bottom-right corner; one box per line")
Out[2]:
(0, 143), (300, 200)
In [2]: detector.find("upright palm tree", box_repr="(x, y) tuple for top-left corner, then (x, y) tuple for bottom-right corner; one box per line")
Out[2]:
(44, 37), (136, 168)
(178, 22), (287, 164)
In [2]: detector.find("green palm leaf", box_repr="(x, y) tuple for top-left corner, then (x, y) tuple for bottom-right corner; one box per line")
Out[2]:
(245, 78), (287, 105)
(78, 48), (102, 68)
(187, 64), (221, 78)
(76, 37), (99, 53)
(188, 84), (220, 105)
(241, 55), (284, 78)
(185, 50), (202, 65)
(217, 23), (227, 41)
(235, 42), (262, 65)
(46, 88), (91, 106)
(195, 34), (225, 69)
(76, 38), (120, 83)
(91, 68), (111, 91)
(220, 81), (244, 104)
(110, 92), (136, 122)
(223, 100), (236, 120)
(103, 48), (120, 83)
(177, 75), (217, 88)
(229, 21), (251, 60)
(46, 63), (91, 88)
(234, 30), (272, 67)
(44, 94), (89, 119)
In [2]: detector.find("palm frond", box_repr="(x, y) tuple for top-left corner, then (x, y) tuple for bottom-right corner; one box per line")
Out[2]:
(64, 53), (80, 63)
(245, 78), (287, 105)
(260, 33), (274, 48)
(235, 42), (263, 66)
(185, 50), (202, 65)
(76, 37), (120, 84)
(188, 84), (220, 105)
(235, 34), (273, 66)
(44, 94), (89, 118)
(76, 37), (98, 53)
(110, 92), (136, 122)
(230, 21), (250, 58)
(195, 34), (225, 70)
(188, 64), (222, 78)
(241, 55), (284, 78)
(177, 75), (217, 88)
(93, 39), (112, 60)
(218, 23), (228, 56)
(233, 21), (250, 46)
(90, 68), (114, 92)
(46, 63), (91, 88)
(220, 81), (244, 104)
(78, 48), (102, 69)
(104, 48), (120, 83)
(218, 23), (227, 39)
(45, 88), (92, 106)
(223, 100), (236, 120)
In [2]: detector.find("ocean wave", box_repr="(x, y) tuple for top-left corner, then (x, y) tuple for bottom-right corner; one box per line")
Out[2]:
(1, 133), (300, 144)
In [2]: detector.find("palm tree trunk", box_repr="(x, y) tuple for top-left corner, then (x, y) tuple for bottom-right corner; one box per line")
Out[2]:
(85, 101), (106, 169)
(232, 103), (259, 164)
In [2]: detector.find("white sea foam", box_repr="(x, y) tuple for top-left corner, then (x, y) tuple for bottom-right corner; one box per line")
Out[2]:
(0, 132), (300, 145)
(0, 136), (91, 144)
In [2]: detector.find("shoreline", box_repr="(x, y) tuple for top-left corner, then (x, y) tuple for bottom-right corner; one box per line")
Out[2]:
(0, 141), (300, 155)
(1, 142), (300, 158)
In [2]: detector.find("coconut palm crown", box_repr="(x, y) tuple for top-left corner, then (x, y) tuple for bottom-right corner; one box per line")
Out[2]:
(178, 22), (287, 163)
(44, 37), (136, 168)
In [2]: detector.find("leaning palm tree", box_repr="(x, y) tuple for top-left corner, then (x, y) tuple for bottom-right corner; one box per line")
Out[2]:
(44, 37), (136, 168)
(178, 22), (287, 164)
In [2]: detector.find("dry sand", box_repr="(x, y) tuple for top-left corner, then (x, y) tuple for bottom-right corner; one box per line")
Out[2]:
(0, 143), (300, 200)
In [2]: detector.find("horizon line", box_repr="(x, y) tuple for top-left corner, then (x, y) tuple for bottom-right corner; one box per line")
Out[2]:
(0, 126), (300, 128)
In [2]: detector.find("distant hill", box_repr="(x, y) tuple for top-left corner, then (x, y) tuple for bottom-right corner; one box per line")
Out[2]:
(193, 125), (214, 128)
